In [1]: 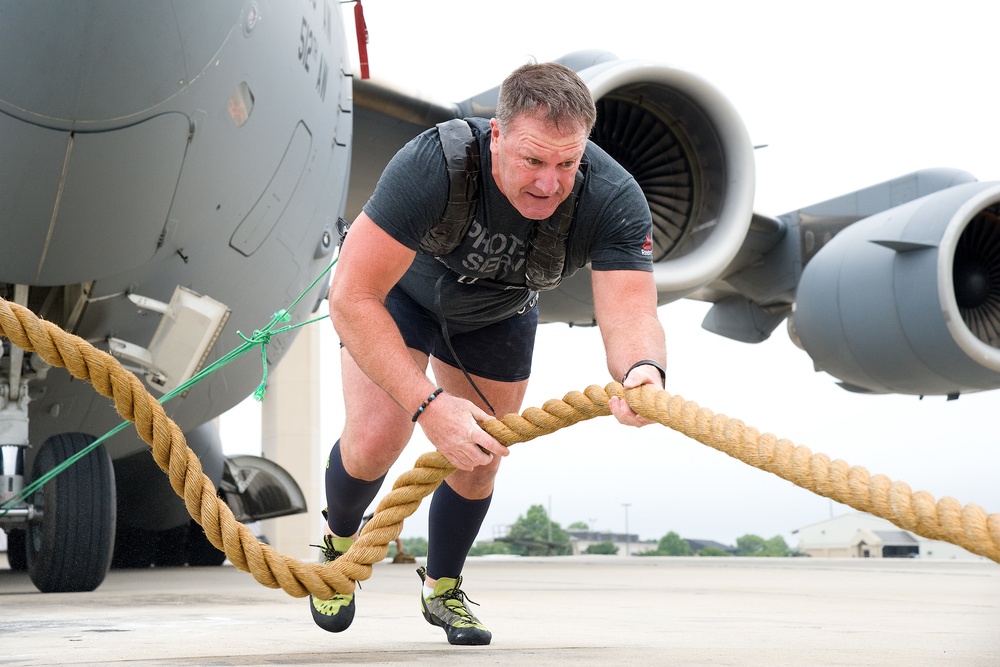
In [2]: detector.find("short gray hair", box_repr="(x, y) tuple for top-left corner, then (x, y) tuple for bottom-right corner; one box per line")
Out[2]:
(495, 61), (596, 135)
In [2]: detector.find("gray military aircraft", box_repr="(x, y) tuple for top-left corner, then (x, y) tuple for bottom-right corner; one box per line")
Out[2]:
(2, 1), (999, 594)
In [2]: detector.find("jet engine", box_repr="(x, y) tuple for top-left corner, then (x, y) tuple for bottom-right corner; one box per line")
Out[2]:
(790, 180), (1000, 397)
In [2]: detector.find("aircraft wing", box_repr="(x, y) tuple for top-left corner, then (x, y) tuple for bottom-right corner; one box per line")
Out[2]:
(347, 51), (1000, 399)
(346, 78), (461, 223)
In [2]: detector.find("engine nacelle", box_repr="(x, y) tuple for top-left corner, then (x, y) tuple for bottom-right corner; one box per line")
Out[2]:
(790, 181), (1000, 396)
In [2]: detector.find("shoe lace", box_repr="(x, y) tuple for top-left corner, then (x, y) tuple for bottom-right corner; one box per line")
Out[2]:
(309, 536), (346, 562)
(439, 585), (480, 617)
(309, 537), (361, 593)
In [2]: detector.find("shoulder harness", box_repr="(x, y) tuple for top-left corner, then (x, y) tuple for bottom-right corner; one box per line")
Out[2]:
(419, 118), (585, 291)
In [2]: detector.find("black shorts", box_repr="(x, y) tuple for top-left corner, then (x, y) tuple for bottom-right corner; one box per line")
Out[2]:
(384, 285), (538, 382)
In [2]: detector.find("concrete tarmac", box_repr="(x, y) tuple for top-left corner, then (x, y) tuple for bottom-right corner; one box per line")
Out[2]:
(2, 556), (998, 666)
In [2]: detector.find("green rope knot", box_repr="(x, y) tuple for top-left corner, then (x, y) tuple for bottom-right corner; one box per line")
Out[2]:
(238, 310), (292, 402)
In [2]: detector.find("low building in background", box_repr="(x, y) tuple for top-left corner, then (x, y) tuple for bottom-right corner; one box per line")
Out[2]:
(793, 512), (985, 560)
(565, 529), (657, 556)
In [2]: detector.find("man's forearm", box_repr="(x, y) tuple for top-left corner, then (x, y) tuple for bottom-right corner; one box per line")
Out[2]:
(601, 312), (667, 385)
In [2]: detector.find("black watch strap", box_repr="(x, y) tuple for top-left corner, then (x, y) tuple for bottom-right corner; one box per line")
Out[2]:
(622, 359), (666, 384)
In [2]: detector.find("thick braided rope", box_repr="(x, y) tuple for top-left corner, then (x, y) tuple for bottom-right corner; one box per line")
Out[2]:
(2, 300), (995, 604)
(369, 384), (1000, 565)
(603, 383), (1000, 563)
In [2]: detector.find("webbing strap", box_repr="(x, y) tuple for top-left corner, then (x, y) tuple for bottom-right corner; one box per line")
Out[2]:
(432, 273), (495, 416)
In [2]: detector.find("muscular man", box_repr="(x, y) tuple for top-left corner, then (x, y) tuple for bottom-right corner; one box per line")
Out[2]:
(313, 61), (666, 645)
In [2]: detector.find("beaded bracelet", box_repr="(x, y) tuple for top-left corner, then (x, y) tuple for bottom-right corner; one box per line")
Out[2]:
(621, 359), (666, 385)
(411, 388), (444, 422)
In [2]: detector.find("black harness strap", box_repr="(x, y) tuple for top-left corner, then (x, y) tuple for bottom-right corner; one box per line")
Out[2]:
(419, 120), (480, 255)
(433, 273), (496, 416)
(525, 169), (584, 291)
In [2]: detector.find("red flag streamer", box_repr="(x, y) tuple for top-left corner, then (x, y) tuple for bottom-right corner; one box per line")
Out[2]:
(353, 0), (370, 79)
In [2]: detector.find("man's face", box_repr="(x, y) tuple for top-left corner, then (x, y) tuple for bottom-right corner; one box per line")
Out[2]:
(489, 113), (588, 221)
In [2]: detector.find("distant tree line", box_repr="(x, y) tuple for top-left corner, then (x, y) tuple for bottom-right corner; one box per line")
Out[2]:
(637, 531), (790, 557)
(398, 504), (795, 558)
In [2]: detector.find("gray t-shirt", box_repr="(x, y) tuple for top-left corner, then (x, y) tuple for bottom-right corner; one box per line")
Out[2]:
(363, 117), (653, 330)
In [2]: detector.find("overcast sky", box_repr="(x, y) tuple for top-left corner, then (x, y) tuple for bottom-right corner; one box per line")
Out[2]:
(222, 0), (1000, 552)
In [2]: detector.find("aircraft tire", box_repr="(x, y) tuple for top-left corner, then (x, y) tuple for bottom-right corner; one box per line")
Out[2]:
(26, 433), (116, 593)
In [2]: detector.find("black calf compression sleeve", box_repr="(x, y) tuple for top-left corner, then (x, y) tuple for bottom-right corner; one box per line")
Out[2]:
(324, 439), (386, 537)
(426, 480), (493, 580)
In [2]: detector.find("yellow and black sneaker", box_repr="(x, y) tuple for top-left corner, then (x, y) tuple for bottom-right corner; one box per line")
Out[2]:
(417, 566), (492, 645)
(309, 535), (355, 633)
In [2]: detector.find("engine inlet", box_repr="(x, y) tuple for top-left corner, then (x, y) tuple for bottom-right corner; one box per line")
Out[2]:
(955, 204), (1000, 348)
